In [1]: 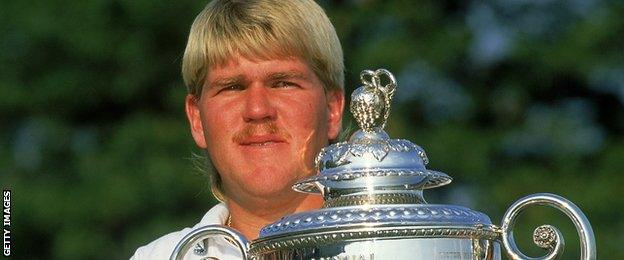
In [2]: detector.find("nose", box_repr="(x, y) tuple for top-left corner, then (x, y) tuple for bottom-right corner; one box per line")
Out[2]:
(243, 84), (277, 122)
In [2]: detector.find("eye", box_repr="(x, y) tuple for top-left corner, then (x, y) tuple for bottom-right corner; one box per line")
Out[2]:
(273, 81), (298, 88)
(218, 84), (244, 93)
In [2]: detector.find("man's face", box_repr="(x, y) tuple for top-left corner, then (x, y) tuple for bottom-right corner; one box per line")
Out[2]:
(186, 56), (344, 202)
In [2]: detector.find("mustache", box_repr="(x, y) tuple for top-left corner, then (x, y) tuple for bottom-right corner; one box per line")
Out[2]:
(232, 122), (291, 143)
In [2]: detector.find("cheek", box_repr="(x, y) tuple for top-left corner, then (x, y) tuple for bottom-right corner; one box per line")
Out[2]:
(201, 102), (237, 144)
(281, 101), (328, 171)
(286, 98), (329, 139)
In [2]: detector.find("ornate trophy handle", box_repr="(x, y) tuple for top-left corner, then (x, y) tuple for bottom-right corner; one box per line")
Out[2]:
(169, 225), (250, 260)
(500, 193), (596, 260)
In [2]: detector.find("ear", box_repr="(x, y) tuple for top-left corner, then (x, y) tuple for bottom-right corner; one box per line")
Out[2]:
(326, 90), (345, 141)
(185, 94), (208, 148)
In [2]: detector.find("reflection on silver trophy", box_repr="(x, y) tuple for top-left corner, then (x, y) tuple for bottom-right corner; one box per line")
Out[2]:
(170, 69), (596, 260)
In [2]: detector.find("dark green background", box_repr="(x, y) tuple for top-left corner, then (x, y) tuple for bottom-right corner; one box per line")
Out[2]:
(2, 0), (622, 259)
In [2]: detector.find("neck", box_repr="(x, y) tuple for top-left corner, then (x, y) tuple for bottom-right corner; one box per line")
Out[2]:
(226, 193), (323, 239)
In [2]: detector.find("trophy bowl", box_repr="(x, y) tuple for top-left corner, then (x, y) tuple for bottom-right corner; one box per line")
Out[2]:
(170, 69), (596, 260)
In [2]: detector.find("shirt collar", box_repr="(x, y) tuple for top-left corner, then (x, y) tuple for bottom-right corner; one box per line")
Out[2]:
(198, 202), (229, 226)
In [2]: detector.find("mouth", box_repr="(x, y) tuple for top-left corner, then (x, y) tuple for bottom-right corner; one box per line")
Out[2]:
(238, 135), (287, 147)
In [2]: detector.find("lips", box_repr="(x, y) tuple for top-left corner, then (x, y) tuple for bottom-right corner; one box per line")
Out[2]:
(238, 134), (287, 146)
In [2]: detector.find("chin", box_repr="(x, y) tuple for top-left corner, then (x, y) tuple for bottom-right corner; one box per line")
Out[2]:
(250, 185), (299, 199)
(243, 168), (303, 197)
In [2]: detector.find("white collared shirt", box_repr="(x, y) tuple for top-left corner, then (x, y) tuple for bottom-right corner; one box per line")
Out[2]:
(131, 203), (244, 260)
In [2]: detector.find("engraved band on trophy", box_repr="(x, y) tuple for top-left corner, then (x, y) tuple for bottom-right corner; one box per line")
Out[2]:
(170, 69), (596, 260)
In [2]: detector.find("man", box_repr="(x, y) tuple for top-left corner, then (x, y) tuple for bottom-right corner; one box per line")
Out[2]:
(132, 0), (344, 259)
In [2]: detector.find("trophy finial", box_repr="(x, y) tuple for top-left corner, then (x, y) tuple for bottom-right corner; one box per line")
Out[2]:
(350, 69), (397, 132)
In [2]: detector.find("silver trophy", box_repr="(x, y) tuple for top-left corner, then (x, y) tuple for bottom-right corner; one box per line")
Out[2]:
(171, 69), (596, 260)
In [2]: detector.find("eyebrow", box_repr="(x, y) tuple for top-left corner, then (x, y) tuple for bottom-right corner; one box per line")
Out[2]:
(208, 71), (309, 89)
(268, 71), (308, 81)
(209, 75), (246, 88)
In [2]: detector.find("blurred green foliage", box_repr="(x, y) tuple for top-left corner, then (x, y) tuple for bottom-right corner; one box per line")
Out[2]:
(1, 0), (623, 259)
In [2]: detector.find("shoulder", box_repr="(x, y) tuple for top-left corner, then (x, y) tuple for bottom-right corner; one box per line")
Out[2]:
(131, 228), (193, 260)
(130, 203), (229, 260)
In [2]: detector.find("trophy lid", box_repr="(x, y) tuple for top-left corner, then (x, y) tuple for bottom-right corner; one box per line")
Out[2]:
(256, 69), (495, 250)
(293, 69), (451, 206)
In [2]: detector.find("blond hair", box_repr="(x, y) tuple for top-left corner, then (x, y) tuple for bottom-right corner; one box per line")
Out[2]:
(182, 0), (344, 201)
(182, 0), (344, 95)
